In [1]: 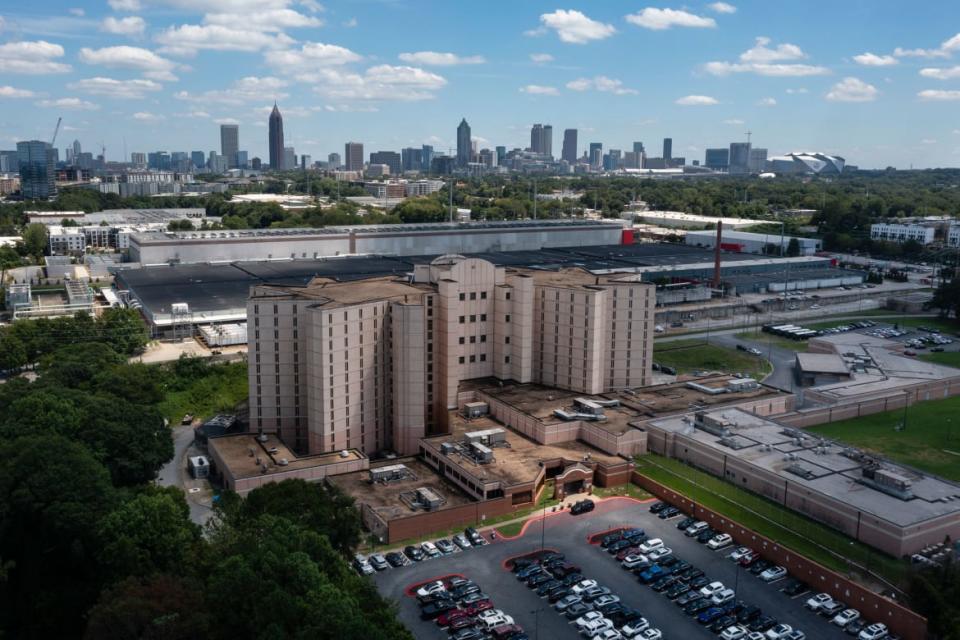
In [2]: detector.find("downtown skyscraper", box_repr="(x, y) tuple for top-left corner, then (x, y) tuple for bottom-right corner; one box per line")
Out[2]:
(456, 118), (471, 167)
(268, 103), (284, 170)
(561, 129), (578, 164)
(220, 124), (239, 169)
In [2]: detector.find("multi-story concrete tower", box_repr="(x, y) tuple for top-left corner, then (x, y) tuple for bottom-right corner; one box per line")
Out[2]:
(561, 129), (578, 163)
(542, 125), (552, 158)
(662, 137), (672, 164)
(268, 103), (284, 170)
(220, 124), (239, 168)
(17, 140), (56, 200)
(344, 142), (364, 171)
(456, 118), (471, 167)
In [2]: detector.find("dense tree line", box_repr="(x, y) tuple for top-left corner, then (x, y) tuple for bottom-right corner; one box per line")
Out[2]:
(0, 338), (411, 639)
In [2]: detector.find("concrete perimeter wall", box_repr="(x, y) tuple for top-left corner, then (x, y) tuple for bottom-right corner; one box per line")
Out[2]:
(633, 472), (928, 640)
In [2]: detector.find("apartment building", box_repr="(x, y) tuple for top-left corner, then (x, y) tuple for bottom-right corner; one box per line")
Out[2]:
(247, 255), (655, 458)
(870, 222), (936, 245)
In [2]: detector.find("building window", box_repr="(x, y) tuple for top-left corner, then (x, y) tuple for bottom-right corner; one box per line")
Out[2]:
(459, 337), (465, 344)
(469, 355), (476, 363)
(459, 316), (465, 324)
(459, 293), (465, 301)
(480, 335), (487, 343)
(506, 292), (511, 300)
(505, 336), (510, 344)
(505, 356), (511, 363)
(479, 354), (486, 362)
(505, 315), (511, 322)
(458, 356), (465, 364)
(481, 291), (487, 300)
(470, 315), (476, 322)
(470, 292), (477, 300)
(469, 336), (476, 344)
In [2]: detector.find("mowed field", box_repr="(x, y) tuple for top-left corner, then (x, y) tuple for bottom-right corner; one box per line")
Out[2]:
(807, 394), (960, 482)
(653, 338), (772, 379)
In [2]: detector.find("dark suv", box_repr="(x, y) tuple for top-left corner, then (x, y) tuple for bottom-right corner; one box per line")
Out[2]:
(571, 499), (595, 515)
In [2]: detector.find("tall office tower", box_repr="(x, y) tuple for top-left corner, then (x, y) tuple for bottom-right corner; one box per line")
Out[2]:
(220, 124), (239, 168)
(495, 146), (506, 166)
(589, 142), (603, 169)
(456, 118), (471, 166)
(421, 144), (434, 172)
(131, 151), (147, 167)
(728, 142), (751, 174)
(542, 125), (553, 158)
(235, 150), (249, 169)
(704, 148), (730, 171)
(370, 151), (401, 175)
(17, 140), (56, 200)
(748, 148), (768, 173)
(662, 138), (672, 164)
(268, 103), (284, 170)
(327, 152), (341, 169)
(67, 139), (81, 164)
(633, 141), (645, 155)
(283, 147), (296, 172)
(251, 157), (262, 170)
(0, 150), (17, 172)
(171, 151), (190, 172)
(344, 142), (364, 171)
(300, 154), (311, 170)
(530, 124), (543, 152)
(401, 147), (423, 172)
(190, 151), (205, 169)
(561, 129), (578, 164)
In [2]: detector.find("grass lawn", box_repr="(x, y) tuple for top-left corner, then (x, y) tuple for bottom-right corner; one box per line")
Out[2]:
(919, 350), (960, 369)
(888, 316), (960, 334)
(735, 330), (810, 353)
(156, 360), (249, 425)
(592, 483), (652, 501)
(807, 394), (960, 483)
(634, 454), (905, 586)
(654, 339), (772, 378)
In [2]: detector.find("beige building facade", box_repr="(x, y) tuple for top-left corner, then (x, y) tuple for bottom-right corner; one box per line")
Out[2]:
(248, 255), (655, 457)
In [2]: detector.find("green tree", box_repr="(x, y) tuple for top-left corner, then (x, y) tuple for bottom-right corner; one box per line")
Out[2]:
(21, 223), (49, 260)
(98, 487), (202, 579)
(99, 307), (150, 355)
(786, 237), (801, 257)
(85, 575), (212, 640)
(932, 277), (960, 320)
(907, 561), (960, 640)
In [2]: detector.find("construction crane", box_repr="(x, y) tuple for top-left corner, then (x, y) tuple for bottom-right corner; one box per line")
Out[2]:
(50, 116), (62, 147)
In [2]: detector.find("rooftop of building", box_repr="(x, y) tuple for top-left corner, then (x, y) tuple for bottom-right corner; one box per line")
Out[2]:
(649, 407), (960, 526)
(330, 457), (473, 521)
(422, 413), (627, 487)
(685, 229), (821, 243)
(796, 352), (849, 376)
(250, 276), (427, 308)
(207, 432), (365, 480)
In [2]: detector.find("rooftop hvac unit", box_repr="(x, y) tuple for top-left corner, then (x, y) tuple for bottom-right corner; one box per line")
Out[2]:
(440, 442), (457, 455)
(462, 402), (489, 418)
(415, 487), (443, 511)
(465, 427), (506, 445)
(470, 442), (493, 463)
(369, 463), (409, 483)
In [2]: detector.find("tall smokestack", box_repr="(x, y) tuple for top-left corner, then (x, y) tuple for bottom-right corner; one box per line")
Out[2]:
(712, 220), (723, 288)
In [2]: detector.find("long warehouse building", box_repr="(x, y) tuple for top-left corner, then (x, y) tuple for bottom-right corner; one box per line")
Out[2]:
(128, 219), (628, 264)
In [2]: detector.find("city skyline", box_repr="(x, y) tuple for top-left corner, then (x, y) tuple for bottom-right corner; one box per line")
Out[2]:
(2, 2), (960, 168)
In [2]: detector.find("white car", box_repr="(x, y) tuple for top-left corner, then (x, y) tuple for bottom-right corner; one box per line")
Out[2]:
(804, 593), (833, 611)
(720, 626), (749, 640)
(482, 612), (514, 630)
(575, 611), (605, 630)
(572, 579), (598, 595)
(765, 624), (793, 640)
(638, 538), (663, 554)
(415, 580), (445, 598)
(642, 629), (662, 640)
(452, 534), (471, 549)
(832, 609), (860, 627)
(621, 553), (648, 569)
(420, 541), (441, 558)
(594, 630), (623, 640)
(647, 547), (672, 561)
(858, 623), (888, 640)
(581, 617), (613, 638)
(708, 533), (733, 550)
(747, 634), (766, 640)
(729, 547), (752, 562)
(620, 618), (650, 638)
(760, 566), (787, 582)
(700, 581), (726, 597)
(712, 588), (736, 605)
(685, 522), (709, 537)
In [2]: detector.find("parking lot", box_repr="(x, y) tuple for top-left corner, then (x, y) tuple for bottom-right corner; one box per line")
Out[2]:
(372, 498), (860, 639)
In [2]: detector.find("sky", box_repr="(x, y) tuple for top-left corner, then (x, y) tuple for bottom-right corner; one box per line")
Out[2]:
(2, 1), (960, 169)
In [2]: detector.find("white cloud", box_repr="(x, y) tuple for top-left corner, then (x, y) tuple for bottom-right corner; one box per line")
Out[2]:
(723, 118), (745, 125)
(252, 104), (318, 117)
(175, 76), (289, 104)
(398, 51), (485, 66)
(108, 0), (142, 10)
(68, 76), (162, 98)
(565, 75), (636, 95)
(918, 89), (960, 101)
(132, 111), (165, 121)
(78, 46), (178, 81)
(0, 85), (35, 98)
(757, 97), (777, 106)
(740, 36), (805, 62)
(625, 8), (715, 30)
(343, 18), (357, 28)
(919, 65), (960, 80)
(203, 9), (321, 32)
(69, 8), (85, 16)
(921, 138), (937, 145)
(519, 84), (559, 96)
(156, 24), (294, 56)
(538, 9), (615, 44)
(826, 77), (878, 102)
(853, 52), (898, 67)
(675, 94), (718, 106)
(36, 97), (99, 110)
(265, 42), (362, 70)
(307, 65), (447, 102)
(785, 87), (809, 94)
(101, 16), (145, 36)
(894, 33), (960, 59)
(183, 110), (210, 118)
(0, 40), (71, 74)
(708, 2), (736, 13)
(324, 103), (378, 112)
(530, 53), (554, 63)
(214, 117), (240, 124)
(705, 37), (827, 77)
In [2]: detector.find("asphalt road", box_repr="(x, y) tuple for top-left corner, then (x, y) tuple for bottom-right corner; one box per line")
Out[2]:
(373, 498), (851, 640)
(157, 424), (214, 526)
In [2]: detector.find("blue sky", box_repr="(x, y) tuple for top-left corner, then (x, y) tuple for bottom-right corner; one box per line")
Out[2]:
(2, 1), (960, 168)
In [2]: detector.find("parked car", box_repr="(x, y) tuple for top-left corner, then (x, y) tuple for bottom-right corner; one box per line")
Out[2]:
(712, 588), (736, 606)
(760, 566), (787, 582)
(781, 579), (808, 596)
(436, 539), (457, 554)
(764, 623), (793, 639)
(649, 501), (668, 513)
(708, 533), (733, 550)
(465, 527), (484, 546)
(832, 609), (861, 627)
(647, 547), (672, 561)
(385, 551), (407, 567)
(420, 541), (441, 558)
(658, 505), (680, 519)
(555, 594), (583, 612)
(638, 538), (664, 554)
(621, 618), (650, 638)
(804, 593), (833, 611)
(453, 534), (472, 549)
(622, 553), (648, 569)
(844, 620), (866, 637)
(699, 581), (727, 598)
(677, 516), (698, 531)
(404, 545), (424, 562)
(729, 547), (752, 562)
(819, 601), (846, 619)
(739, 550), (760, 566)
(564, 602), (593, 621)
(416, 580), (446, 598)
(858, 623), (889, 640)
(685, 522), (709, 537)
(720, 625), (749, 640)
(368, 553), (388, 571)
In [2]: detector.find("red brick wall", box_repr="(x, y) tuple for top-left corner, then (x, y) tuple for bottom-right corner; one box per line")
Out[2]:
(632, 472), (928, 640)
(386, 496), (517, 543)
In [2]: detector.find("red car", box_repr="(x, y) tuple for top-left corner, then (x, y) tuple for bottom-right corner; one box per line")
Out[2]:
(448, 616), (477, 632)
(436, 609), (466, 627)
(464, 600), (493, 616)
(739, 550), (760, 567)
